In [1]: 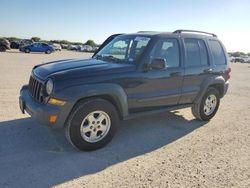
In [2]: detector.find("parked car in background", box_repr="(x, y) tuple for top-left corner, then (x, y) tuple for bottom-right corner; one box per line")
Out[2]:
(0, 38), (11, 52)
(50, 43), (62, 51)
(234, 57), (246, 63)
(19, 39), (33, 49)
(92, 46), (99, 52)
(61, 44), (68, 49)
(19, 42), (55, 54)
(78, 45), (93, 52)
(242, 56), (250, 63)
(229, 56), (235, 63)
(10, 41), (20, 49)
(67, 44), (78, 51)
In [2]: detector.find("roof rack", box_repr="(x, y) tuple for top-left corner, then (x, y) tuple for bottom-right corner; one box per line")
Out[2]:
(173, 30), (217, 37)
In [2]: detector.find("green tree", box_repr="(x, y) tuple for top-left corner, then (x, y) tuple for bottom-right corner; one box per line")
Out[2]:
(7, 37), (21, 41)
(31, 37), (40, 42)
(231, 51), (242, 57)
(85, 40), (95, 46)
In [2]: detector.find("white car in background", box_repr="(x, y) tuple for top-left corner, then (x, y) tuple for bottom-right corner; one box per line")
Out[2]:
(78, 45), (93, 52)
(67, 44), (78, 51)
(51, 43), (62, 51)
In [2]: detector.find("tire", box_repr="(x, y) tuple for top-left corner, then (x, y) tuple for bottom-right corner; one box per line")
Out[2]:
(45, 49), (51, 54)
(0, 46), (6, 52)
(65, 98), (119, 151)
(24, 48), (30, 53)
(192, 87), (220, 121)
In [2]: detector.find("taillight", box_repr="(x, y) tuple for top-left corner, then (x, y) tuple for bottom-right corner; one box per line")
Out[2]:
(226, 67), (231, 79)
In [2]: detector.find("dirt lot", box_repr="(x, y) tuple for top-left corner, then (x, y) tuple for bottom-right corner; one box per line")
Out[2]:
(0, 50), (250, 188)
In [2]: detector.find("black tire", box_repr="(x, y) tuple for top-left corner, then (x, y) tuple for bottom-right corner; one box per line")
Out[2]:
(0, 46), (6, 52)
(192, 87), (220, 121)
(65, 98), (119, 151)
(45, 49), (51, 54)
(24, 48), (30, 53)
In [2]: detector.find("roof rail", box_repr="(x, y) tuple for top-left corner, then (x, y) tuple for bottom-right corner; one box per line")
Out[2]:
(173, 30), (217, 37)
(137, 31), (158, 33)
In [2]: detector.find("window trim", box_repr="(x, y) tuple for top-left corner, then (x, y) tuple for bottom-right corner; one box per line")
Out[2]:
(198, 39), (210, 66)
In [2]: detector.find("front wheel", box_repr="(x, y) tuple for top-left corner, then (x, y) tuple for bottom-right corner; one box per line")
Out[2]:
(0, 46), (7, 52)
(192, 87), (220, 121)
(65, 99), (119, 151)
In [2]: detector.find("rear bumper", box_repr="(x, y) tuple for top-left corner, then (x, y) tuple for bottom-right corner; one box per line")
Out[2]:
(19, 85), (73, 128)
(223, 81), (229, 97)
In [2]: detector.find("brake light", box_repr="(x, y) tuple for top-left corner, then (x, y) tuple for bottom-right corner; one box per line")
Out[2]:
(226, 67), (231, 79)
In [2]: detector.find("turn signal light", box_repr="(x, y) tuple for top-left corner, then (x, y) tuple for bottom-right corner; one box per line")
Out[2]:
(49, 115), (58, 124)
(48, 98), (66, 106)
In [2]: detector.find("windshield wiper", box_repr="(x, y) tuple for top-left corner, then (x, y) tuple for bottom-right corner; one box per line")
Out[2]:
(104, 55), (120, 61)
(95, 55), (122, 63)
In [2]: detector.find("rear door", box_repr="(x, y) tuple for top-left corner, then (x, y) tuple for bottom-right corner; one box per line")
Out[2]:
(41, 43), (49, 52)
(179, 38), (212, 104)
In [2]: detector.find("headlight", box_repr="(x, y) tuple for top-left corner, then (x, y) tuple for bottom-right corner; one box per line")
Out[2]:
(46, 79), (54, 95)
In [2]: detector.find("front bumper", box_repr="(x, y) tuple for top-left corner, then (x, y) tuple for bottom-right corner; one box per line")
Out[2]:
(19, 85), (73, 128)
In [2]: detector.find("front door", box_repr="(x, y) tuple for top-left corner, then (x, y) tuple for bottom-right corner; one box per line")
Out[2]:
(130, 38), (184, 112)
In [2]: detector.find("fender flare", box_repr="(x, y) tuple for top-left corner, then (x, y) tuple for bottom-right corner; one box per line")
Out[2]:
(56, 83), (129, 118)
(194, 76), (225, 104)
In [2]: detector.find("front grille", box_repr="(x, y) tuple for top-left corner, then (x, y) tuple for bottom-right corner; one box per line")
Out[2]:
(28, 76), (43, 103)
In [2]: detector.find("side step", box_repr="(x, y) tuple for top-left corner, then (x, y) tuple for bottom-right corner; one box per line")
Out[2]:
(124, 104), (192, 120)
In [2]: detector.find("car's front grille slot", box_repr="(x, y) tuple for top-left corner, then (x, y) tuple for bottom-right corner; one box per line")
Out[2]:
(28, 76), (43, 103)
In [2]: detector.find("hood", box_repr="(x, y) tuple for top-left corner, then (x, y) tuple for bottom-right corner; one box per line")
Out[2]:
(33, 58), (135, 80)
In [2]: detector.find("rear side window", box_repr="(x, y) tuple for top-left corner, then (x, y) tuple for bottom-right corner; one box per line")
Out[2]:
(184, 39), (209, 67)
(208, 40), (226, 65)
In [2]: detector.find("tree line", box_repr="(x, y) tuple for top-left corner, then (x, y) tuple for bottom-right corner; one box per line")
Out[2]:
(3, 36), (97, 46)
(228, 51), (250, 57)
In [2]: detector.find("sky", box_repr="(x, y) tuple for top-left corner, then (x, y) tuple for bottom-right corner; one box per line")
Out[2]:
(0, 0), (250, 52)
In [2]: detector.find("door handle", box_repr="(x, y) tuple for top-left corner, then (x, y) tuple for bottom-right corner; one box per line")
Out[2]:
(203, 68), (213, 73)
(170, 72), (181, 76)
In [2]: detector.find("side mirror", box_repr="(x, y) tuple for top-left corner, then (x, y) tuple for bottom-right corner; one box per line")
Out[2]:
(150, 58), (166, 70)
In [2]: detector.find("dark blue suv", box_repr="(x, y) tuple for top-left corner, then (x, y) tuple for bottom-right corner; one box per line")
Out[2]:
(19, 30), (230, 151)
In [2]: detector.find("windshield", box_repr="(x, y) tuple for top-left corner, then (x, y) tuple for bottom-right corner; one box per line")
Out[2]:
(94, 35), (151, 64)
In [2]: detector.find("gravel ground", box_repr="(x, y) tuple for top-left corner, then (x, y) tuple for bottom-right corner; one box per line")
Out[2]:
(0, 50), (250, 188)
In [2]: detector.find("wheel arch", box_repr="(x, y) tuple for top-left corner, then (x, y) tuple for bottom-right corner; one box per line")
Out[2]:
(194, 76), (226, 103)
(73, 94), (125, 120)
(57, 83), (129, 121)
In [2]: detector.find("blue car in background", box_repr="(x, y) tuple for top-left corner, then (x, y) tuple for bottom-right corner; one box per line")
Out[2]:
(20, 42), (55, 54)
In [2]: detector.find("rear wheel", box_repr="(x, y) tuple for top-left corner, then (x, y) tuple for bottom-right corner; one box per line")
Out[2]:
(192, 87), (220, 121)
(65, 99), (119, 151)
(45, 49), (51, 54)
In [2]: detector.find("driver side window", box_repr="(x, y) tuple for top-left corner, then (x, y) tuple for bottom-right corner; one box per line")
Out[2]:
(150, 38), (180, 68)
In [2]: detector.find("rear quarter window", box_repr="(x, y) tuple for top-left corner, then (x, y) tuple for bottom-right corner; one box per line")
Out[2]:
(208, 40), (226, 65)
(184, 38), (209, 67)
